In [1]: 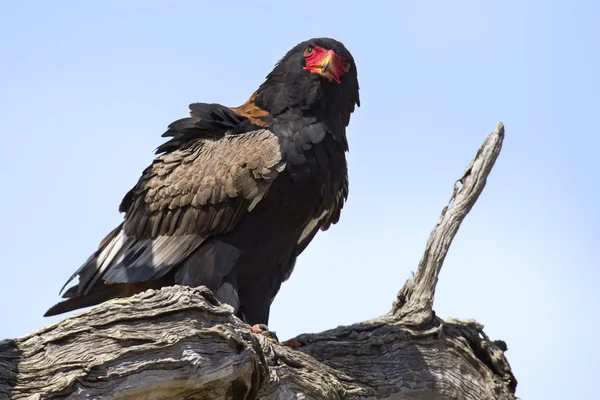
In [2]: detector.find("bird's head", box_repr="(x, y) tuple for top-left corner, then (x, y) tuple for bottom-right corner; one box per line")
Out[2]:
(253, 38), (360, 128)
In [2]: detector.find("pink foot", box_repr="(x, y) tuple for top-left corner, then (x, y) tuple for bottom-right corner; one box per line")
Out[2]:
(251, 324), (266, 334)
(251, 324), (279, 341)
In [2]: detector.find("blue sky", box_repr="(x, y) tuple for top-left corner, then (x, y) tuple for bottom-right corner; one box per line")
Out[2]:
(1, 1), (598, 398)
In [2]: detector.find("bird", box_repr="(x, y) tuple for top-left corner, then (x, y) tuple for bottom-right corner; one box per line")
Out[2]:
(44, 37), (360, 333)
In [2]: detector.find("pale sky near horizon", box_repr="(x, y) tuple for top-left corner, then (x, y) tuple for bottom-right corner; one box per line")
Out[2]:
(1, 1), (598, 399)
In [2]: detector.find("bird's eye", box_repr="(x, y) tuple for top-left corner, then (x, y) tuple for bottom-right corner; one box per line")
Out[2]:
(304, 45), (314, 57)
(342, 60), (351, 72)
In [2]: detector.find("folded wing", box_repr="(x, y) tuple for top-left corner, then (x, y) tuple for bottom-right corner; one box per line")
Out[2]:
(62, 108), (285, 299)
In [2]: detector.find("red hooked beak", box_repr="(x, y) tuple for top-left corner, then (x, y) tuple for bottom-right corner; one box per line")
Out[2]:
(304, 49), (344, 84)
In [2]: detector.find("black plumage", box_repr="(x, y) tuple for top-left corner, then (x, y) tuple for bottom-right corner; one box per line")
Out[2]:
(45, 37), (360, 326)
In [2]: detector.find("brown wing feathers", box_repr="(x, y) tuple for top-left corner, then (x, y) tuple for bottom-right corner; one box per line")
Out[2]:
(45, 109), (284, 316)
(123, 129), (284, 239)
(105, 129), (285, 285)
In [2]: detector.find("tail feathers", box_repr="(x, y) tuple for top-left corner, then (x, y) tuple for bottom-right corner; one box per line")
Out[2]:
(44, 284), (125, 317)
(58, 223), (125, 297)
(61, 284), (79, 298)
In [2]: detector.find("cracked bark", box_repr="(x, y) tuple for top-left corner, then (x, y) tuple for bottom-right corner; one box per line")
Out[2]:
(0, 122), (516, 400)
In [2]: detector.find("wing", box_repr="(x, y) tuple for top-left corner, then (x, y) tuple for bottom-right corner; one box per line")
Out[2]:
(66, 106), (285, 296)
(295, 172), (348, 257)
(122, 127), (284, 239)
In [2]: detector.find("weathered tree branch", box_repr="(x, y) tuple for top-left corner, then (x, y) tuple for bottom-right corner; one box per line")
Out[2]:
(392, 122), (505, 325)
(0, 123), (516, 400)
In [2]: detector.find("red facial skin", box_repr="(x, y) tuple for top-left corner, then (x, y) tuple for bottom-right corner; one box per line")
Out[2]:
(303, 45), (350, 84)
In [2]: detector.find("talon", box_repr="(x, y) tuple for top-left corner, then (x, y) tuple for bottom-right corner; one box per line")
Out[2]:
(251, 324), (279, 342)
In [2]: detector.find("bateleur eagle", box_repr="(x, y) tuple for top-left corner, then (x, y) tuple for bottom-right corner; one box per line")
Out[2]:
(44, 37), (360, 328)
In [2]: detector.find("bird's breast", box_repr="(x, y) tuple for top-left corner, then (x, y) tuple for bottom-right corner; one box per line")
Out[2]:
(264, 117), (348, 234)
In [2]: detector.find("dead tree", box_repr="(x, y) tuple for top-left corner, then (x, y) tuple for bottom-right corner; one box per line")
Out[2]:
(0, 122), (516, 400)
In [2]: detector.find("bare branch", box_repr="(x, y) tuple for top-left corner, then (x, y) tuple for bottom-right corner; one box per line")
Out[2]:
(391, 122), (505, 325)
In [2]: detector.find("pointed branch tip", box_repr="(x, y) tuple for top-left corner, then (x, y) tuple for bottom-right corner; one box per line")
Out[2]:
(391, 122), (505, 324)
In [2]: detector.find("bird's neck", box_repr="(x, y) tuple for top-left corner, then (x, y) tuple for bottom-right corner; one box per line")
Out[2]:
(251, 74), (354, 134)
